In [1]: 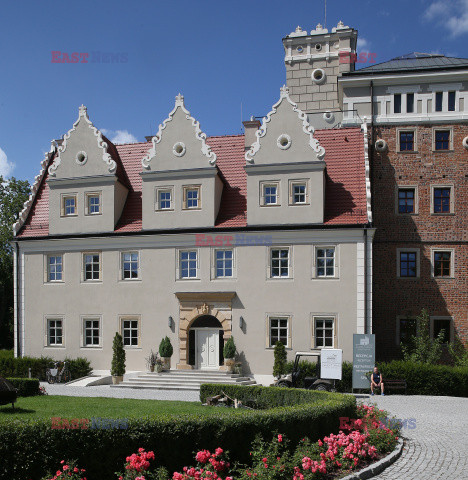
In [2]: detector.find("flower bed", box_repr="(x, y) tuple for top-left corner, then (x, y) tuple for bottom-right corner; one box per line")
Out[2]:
(39, 405), (399, 480)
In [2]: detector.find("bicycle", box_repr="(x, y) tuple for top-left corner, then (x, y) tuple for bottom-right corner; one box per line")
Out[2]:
(46, 361), (71, 384)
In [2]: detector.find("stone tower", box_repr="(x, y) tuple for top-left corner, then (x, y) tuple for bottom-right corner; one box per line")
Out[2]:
(283, 21), (357, 126)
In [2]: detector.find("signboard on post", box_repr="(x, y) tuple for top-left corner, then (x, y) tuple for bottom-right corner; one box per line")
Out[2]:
(352, 334), (375, 390)
(320, 349), (342, 380)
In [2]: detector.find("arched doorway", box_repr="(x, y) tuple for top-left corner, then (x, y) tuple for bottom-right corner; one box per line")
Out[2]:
(188, 315), (224, 370)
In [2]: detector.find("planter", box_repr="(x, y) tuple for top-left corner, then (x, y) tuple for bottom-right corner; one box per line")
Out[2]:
(162, 357), (171, 371)
(149, 365), (155, 373)
(224, 358), (235, 373)
(112, 375), (123, 385)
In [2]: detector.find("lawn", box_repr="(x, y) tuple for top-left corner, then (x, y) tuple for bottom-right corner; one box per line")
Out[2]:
(0, 395), (243, 422)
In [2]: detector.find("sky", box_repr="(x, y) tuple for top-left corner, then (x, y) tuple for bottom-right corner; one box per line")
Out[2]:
(1, 0), (468, 183)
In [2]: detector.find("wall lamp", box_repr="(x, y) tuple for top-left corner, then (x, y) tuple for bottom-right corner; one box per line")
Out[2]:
(168, 316), (173, 329)
(239, 316), (244, 329)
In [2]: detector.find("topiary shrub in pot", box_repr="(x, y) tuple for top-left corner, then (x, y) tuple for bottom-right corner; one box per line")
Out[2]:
(110, 332), (126, 384)
(159, 337), (173, 371)
(223, 336), (237, 372)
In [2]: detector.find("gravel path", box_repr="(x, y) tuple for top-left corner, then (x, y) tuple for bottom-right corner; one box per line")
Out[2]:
(360, 395), (468, 480)
(41, 382), (200, 402)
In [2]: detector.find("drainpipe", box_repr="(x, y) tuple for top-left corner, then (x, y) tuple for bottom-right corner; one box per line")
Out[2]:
(364, 228), (368, 335)
(369, 80), (374, 214)
(14, 241), (21, 357)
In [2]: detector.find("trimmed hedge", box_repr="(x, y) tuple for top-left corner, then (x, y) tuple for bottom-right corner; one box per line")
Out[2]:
(6, 378), (40, 397)
(0, 356), (91, 381)
(378, 360), (468, 397)
(0, 385), (355, 480)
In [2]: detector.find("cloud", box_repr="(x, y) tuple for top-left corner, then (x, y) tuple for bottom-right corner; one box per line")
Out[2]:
(101, 129), (138, 144)
(357, 37), (370, 53)
(0, 147), (15, 178)
(424, 0), (468, 37)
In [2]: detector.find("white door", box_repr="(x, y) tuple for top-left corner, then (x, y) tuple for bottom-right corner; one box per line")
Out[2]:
(196, 329), (219, 370)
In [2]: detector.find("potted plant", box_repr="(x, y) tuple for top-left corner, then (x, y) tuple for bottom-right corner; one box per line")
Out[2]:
(223, 336), (236, 372)
(159, 336), (173, 370)
(145, 350), (158, 372)
(111, 332), (126, 384)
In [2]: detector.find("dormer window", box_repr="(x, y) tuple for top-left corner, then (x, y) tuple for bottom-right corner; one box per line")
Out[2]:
(393, 94), (401, 114)
(183, 185), (201, 209)
(261, 182), (279, 206)
(435, 92), (443, 112)
(85, 192), (101, 215)
(290, 181), (308, 205)
(448, 91), (456, 111)
(156, 187), (173, 211)
(61, 194), (77, 217)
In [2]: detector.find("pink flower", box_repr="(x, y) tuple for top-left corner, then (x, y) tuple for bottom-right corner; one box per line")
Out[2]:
(277, 434), (283, 443)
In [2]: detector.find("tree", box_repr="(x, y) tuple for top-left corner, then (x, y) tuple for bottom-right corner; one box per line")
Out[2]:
(111, 332), (126, 376)
(223, 336), (236, 359)
(273, 341), (287, 378)
(158, 336), (173, 358)
(401, 308), (444, 364)
(0, 176), (31, 349)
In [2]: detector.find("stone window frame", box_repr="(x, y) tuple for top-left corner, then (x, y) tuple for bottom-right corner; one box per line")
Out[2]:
(44, 253), (64, 283)
(155, 186), (174, 211)
(211, 248), (236, 280)
(119, 315), (141, 349)
(266, 313), (292, 349)
(432, 127), (453, 152)
(84, 191), (102, 216)
(182, 185), (201, 210)
(81, 315), (102, 349)
(311, 315), (337, 349)
(288, 179), (309, 205)
(176, 248), (200, 281)
(120, 251), (140, 281)
(395, 185), (418, 215)
(267, 246), (292, 280)
(431, 248), (455, 279)
(430, 184), (454, 215)
(312, 245), (339, 279)
(430, 316), (454, 344)
(395, 315), (418, 346)
(396, 248), (420, 279)
(260, 180), (280, 207)
(60, 193), (78, 217)
(396, 128), (418, 153)
(82, 251), (102, 283)
(44, 315), (65, 348)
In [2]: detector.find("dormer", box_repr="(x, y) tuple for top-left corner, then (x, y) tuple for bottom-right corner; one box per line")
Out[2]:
(244, 86), (326, 226)
(47, 106), (129, 235)
(140, 94), (222, 230)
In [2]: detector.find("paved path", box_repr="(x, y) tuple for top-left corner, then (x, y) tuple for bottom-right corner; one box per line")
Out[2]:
(40, 382), (200, 402)
(359, 395), (468, 480)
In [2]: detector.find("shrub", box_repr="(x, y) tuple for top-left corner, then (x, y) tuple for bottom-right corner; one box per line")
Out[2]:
(158, 336), (173, 358)
(111, 332), (126, 376)
(0, 356), (91, 381)
(273, 341), (287, 378)
(5, 378), (39, 397)
(378, 360), (468, 397)
(1, 385), (355, 479)
(223, 337), (236, 359)
(0, 349), (13, 359)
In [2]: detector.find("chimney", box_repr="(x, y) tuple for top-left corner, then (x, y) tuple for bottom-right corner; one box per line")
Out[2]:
(242, 117), (261, 151)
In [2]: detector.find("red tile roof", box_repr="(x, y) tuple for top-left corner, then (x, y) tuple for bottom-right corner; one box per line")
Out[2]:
(17, 127), (369, 238)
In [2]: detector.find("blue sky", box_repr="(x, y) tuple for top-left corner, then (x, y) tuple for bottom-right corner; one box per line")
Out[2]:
(1, 0), (467, 183)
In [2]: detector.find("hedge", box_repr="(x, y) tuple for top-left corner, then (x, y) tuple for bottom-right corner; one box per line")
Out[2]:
(5, 378), (40, 397)
(0, 356), (91, 381)
(378, 360), (468, 397)
(0, 385), (355, 480)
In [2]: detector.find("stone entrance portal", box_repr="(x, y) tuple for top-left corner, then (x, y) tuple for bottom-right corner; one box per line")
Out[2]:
(175, 292), (235, 370)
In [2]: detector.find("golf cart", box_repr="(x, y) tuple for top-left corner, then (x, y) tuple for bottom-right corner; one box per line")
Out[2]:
(275, 350), (336, 391)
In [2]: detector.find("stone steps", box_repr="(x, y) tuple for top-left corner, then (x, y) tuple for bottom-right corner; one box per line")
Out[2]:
(110, 370), (256, 391)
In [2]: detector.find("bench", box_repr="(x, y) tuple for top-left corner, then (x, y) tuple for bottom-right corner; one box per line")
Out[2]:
(384, 379), (407, 394)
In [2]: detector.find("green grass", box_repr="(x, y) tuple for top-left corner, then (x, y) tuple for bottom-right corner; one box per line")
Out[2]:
(0, 395), (248, 422)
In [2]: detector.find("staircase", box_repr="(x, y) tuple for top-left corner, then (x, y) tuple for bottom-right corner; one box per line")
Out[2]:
(110, 370), (257, 391)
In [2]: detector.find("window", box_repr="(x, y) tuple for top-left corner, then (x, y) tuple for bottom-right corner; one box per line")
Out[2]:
(83, 318), (100, 347)
(433, 187), (451, 213)
(434, 130), (450, 150)
(83, 253), (101, 281)
(47, 255), (63, 282)
(433, 318), (451, 343)
(47, 319), (63, 346)
(314, 317), (334, 348)
(156, 187), (173, 211)
(270, 248), (290, 278)
(183, 186), (200, 209)
(85, 193), (101, 215)
(399, 131), (414, 151)
(269, 317), (289, 347)
(122, 252), (139, 280)
(289, 181), (307, 205)
(262, 183), (279, 206)
(435, 92), (443, 112)
(316, 247), (335, 277)
(398, 188), (415, 213)
(215, 249), (233, 278)
(433, 251), (452, 278)
(406, 93), (414, 113)
(393, 94), (401, 113)
(179, 250), (198, 279)
(398, 250), (418, 278)
(448, 91), (456, 111)
(61, 195), (76, 216)
(121, 318), (139, 347)
(398, 317), (417, 346)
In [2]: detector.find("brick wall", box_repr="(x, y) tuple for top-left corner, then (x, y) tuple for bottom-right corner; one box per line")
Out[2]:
(371, 123), (468, 360)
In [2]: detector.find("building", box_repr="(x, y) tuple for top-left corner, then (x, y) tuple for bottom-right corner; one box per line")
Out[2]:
(12, 85), (373, 384)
